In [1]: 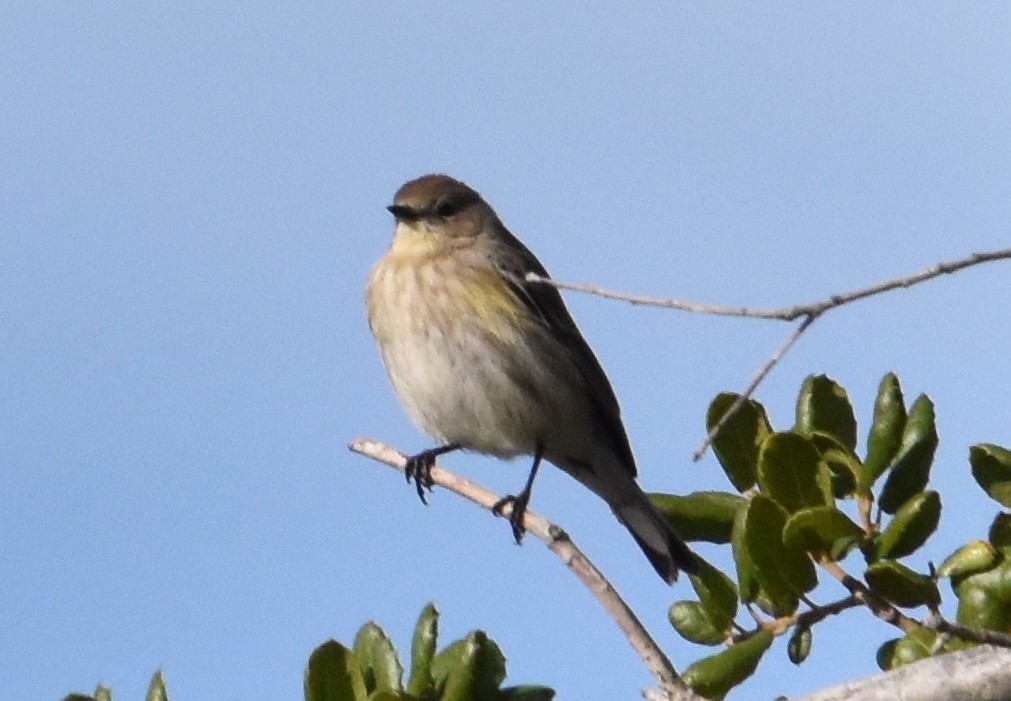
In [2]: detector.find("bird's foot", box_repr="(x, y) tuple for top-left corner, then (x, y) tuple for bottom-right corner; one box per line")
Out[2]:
(492, 491), (530, 543)
(404, 450), (439, 504)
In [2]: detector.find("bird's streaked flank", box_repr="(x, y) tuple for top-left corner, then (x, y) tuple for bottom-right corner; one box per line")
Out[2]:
(366, 173), (697, 583)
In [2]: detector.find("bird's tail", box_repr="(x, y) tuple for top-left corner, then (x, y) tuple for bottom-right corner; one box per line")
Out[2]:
(614, 491), (698, 584)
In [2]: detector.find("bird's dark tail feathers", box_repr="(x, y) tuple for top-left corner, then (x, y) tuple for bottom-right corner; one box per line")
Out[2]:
(612, 488), (698, 584)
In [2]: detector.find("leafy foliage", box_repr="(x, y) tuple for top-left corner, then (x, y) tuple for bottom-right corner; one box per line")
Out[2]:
(658, 372), (1011, 697)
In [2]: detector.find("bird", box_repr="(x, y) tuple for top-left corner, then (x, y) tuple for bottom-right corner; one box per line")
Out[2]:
(365, 173), (698, 583)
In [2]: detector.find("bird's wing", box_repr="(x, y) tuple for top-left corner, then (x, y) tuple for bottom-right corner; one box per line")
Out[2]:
(490, 226), (638, 477)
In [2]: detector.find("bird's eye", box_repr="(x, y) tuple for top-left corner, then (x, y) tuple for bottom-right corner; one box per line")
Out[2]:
(435, 200), (457, 218)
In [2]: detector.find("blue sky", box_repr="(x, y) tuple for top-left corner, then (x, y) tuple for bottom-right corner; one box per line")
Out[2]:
(3, 4), (1010, 700)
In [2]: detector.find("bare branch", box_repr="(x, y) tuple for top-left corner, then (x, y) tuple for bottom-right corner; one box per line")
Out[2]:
(348, 437), (706, 701)
(819, 561), (920, 634)
(527, 248), (1011, 320)
(924, 611), (1011, 649)
(692, 314), (815, 461)
(528, 248), (1011, 460)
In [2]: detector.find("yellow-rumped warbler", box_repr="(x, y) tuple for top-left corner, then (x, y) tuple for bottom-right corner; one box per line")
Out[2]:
(366, 174), (697, 583)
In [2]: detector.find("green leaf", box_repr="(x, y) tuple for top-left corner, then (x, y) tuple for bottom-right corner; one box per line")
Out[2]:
(365, 692), (409, 701)
(434, 632), (505, 701)
(707, 393), (773, 492)
(498, 686), (556, 701)
(889, 628), (940, 669)
(970, 444), (1011, 508)
(681, 630), (774, 700)
(305, 640), (367, 701)
(875, 491), (942, 560)
(146, 672), (168, 701)
(990, 513), (1011, 553)
(787, 626), (812, 665)
(876, 638), (900, 671)
(353, 623), (403, 694)
(94, 688), (112, 701)
(407, 603), (438, 698)
(731, 501), (759, 603)
(878, 395), (938, 514)
(862, 373), (907, 489)
(795, 374), (857, 451)
(650, 491), (746, 544)
(865, 561), (940, 608)
(937, 540), (999, 579)
(955, 577), (1011, 631)
(757, 432), (833, 513)
(669, 601), (728, 645)
(689, 558), (740, 632)
(810, 432), (862, 498)
(783, 506), (864, 555)
(743, 495), (817, 615)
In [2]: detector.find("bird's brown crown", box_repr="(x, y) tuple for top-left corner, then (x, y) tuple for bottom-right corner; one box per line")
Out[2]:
(388, 174), (484, 224)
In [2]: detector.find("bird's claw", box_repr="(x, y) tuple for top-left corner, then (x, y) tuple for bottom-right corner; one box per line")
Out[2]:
(492, 492), (529, 543)
(404, 451), (437, 504)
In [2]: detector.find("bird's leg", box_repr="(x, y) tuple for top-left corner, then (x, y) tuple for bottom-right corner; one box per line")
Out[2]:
(404, 444), (460, 504)
(492, 444), (544, 543)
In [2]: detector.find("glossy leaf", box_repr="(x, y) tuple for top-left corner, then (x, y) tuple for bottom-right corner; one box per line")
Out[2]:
(787, 626), (812, 665)
(875, 491), (941, 560)
(434, 632), (506, 701)
(878, 395), (937, 514)
(731, 502), (759, 603)
(937, 540), (999, 579)
(669, 601), (727, 645)
(955, 578), (1011, 631)
(353, 623), (403, 694)
(795, 374), (857, 451)
(990, 513), (1011, 553)
(862, 373), (907, 488)
(757, 432), (833, 513)
(889, 628), (939, 669)
(810, 432), (862, 498)
(783, 506), (864, 555)
(651, 491), (746, 544)
(707, 393), (773, 492)
(743, 495), (817, 615)
(498, 686), (556, 701)
(682, 630), (774, 700)
(690, 558), (740, 632)
(146, 673), (168, 701)
(407, 604), (438, 698)
(875, 638), (900, 671)
(865, 561), (940, 608)
(970, 444), (1011, 508)
(305, 640), (367, 701)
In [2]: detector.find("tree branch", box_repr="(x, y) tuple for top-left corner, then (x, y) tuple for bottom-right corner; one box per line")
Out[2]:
(819, 561), (920, 634)
(527, 248), (1011, 459)
(924, 611), (1011, 649)
(526, 248), (1011, 320)
(348, 437), (705, 701)
(792, 645), (1011, 701)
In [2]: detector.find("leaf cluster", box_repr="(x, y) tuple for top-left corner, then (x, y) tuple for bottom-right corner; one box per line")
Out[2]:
(305, 603), (554, 701)
(653, 373), (1011, 698)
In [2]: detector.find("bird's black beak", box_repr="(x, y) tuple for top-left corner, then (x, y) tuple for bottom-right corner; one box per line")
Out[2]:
(387, 204), (415, 221)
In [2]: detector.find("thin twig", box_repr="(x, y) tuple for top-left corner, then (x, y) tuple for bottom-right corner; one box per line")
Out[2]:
(819, 561), (920, 634)
(924, 611), (1011, 648)
(348, 437), (705, 701)
(692, 314), (815, 461)
(764, 595), (862, 635)
(528, 248), (1011, 459)
(526, 248), (1011, 320)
